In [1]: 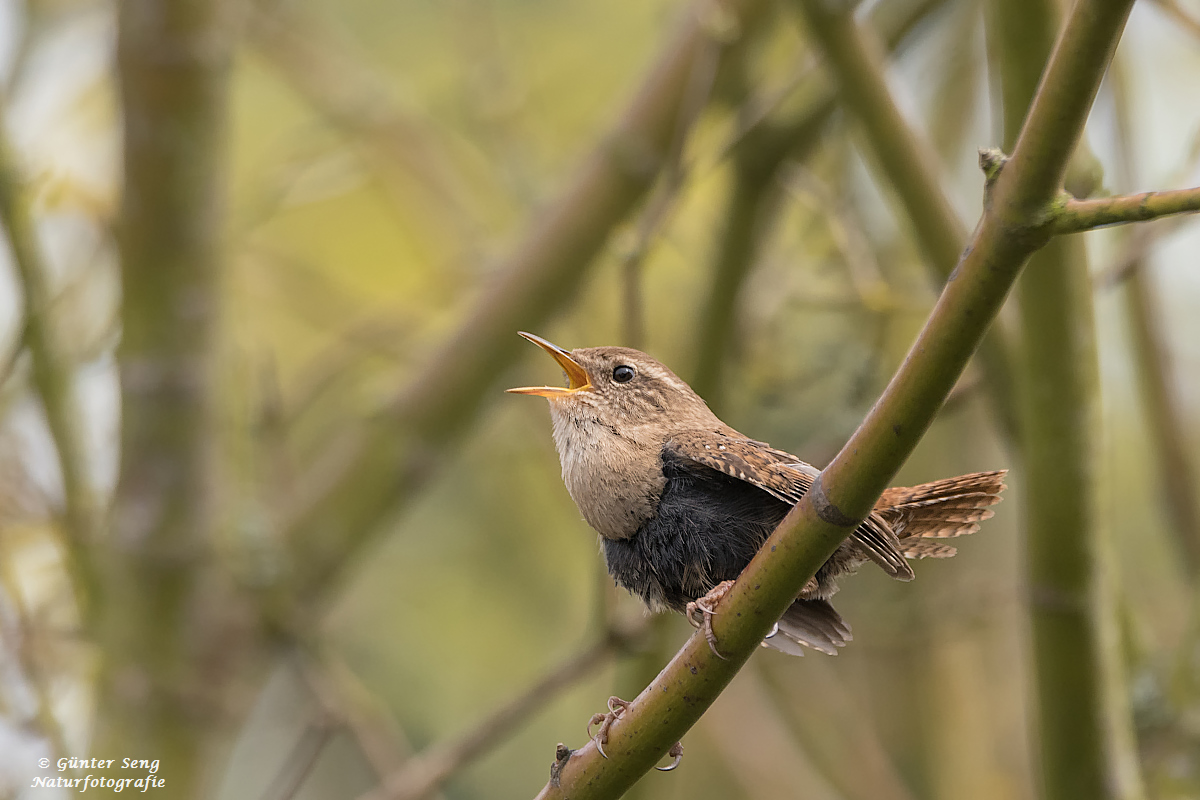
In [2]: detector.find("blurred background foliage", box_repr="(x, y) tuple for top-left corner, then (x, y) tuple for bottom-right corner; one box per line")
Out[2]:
(0, 0), (1197, 798)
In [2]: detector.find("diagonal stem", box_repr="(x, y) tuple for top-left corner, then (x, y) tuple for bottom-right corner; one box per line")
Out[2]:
(282, 0), (772, 602)
(0, 127), (99, 614)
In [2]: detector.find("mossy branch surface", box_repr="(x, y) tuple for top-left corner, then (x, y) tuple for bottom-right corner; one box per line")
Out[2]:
(533, 0), (1136, 796)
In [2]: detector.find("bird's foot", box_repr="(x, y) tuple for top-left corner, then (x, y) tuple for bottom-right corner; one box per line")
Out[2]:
(686, 580), (736, 659)
(587, 696), (631, 759)
(657, 740), (684, 772)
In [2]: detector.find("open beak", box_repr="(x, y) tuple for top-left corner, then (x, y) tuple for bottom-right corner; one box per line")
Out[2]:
(507, 332), (592, 397)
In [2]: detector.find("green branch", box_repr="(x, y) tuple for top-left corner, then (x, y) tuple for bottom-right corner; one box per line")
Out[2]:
(533, 0), (1136, 796)
(989, 2), (1146, 798)
(1051, 186), (1200, 234)
(361, 637), (618, 800)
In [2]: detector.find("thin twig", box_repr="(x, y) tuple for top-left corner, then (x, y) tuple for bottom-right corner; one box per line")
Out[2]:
(261, 718), (336, 800)
(359, 637), (617, 800)
(0, 126), (98, 614)
(620, 27), (723, 349)
(1051, 186), (1200, 234)
(296, 647), (424, 780)
(247, 3), (485, 252)
(1095, 125), (1200, 287)
(1110, 60), (1200, 577)
(282, 0), (774, 603)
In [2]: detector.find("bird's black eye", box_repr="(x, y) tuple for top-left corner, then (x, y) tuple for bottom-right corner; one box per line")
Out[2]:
(613, 365), (635, 383)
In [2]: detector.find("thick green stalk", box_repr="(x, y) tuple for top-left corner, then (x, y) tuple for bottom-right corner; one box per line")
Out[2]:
(97, 1), (237, 795)
(988, 1), (1143, 798)
(1019, 235), (1112, 800)
(993, 0), (1142, 796)
(534, 1), (1136, 797)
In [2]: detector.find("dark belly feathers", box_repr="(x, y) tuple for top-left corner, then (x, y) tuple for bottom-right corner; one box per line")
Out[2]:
(603, 454), (791, 612)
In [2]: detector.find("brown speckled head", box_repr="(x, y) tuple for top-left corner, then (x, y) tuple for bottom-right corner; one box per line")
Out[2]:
(508, 332), (734, 539)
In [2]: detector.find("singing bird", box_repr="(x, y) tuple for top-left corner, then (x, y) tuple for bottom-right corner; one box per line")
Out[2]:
(508, 332), (1006, 658)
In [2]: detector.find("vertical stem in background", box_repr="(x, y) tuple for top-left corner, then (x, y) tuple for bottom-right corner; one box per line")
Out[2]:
(690, 150), (783, 410)
(1017, 234), (1111, 800)
(620, 32), (723, 352)
(1110, 64), (1200, 580)
(1121, 269), (1200, 573)
(99, 0), (236, 794)
(0, 135), (99, 612)
(987, 2), (1143, 798)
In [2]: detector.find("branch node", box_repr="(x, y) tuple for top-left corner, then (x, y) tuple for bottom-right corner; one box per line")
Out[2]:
(549, 744), (573, 788)
(978, 147), (1008, 184)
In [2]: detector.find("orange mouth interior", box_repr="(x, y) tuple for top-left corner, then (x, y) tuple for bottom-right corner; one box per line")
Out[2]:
(506, 332), (592, 397)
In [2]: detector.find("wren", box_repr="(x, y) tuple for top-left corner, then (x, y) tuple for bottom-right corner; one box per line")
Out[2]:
(509, 332), (1006, 656)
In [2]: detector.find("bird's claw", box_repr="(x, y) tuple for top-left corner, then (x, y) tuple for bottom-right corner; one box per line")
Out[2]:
(586, 696), (631, 759)
(656, 741), (684, 772)
(686, 580), (736, 659)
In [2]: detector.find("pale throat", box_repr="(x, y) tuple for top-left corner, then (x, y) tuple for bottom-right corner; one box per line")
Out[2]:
(547, 399), (667, 541)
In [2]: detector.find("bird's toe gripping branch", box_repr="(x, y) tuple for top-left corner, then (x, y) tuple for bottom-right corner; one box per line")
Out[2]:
(587, 696), (631, 759)
(685, 579), (736, 659)
(586, 696), (684, 772)
(657, 741), (684, 772)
